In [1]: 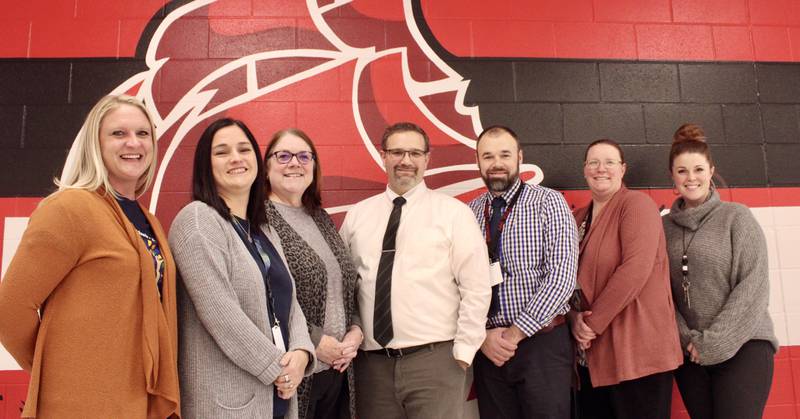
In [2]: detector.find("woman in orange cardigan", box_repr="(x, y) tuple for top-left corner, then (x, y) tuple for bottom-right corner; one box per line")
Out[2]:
(0, 95), (180, 418)
(569, 139), (682, 419)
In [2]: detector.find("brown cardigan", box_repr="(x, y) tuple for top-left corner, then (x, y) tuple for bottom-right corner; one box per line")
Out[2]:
(573, 187), (682, 387)
(0, 189), (180, 418)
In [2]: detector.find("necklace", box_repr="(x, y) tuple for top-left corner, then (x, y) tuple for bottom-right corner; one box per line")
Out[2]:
(680, 215), (713, 309)
(680, 228), (695, 308)
(232, 216), (252, 243)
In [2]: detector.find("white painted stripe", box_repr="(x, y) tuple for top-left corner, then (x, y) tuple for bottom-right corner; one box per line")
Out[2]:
(2, 217), (28, 280)
(0, 217), (26, 370)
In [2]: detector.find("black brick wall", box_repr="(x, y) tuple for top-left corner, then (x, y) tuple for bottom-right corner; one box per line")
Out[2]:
(447, 58), (800, 189)
(407, 0), (800, 190)
(0, 59), (147, 196)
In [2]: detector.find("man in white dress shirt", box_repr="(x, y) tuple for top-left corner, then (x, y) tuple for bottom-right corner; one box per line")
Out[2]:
(340, 122), (491, 419)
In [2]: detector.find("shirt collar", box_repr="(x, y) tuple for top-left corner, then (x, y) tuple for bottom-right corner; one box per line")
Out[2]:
(385, 180), (427, 205)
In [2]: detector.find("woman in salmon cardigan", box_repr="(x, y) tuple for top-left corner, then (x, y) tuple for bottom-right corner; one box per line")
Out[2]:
(569, 138), (682, 419)
(0, 95), (180, 418)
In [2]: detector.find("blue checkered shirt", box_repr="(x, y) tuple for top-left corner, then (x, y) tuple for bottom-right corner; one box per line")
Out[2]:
(468, 178), (578, 336)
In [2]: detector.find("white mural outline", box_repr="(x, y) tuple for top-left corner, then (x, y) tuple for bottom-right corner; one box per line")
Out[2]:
(102, 0), (543, 214)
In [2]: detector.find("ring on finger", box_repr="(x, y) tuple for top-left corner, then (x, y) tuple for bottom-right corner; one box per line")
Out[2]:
(283, 374), (290, 383)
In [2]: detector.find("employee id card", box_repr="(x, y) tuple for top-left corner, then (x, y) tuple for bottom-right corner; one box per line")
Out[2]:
(272, 323), (286, 352)
(489, 261), (504, 286)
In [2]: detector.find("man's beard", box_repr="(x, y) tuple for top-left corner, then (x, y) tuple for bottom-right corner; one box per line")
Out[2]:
(482, 167), (518, 193)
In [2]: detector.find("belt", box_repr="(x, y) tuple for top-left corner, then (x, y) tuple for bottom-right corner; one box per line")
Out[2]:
(488, 314), (566, 335)
(538, 315), (566, 334)
(365, 341), (449, 358)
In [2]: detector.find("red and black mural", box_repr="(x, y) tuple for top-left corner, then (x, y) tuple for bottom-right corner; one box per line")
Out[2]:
(1, 1), (800, 418)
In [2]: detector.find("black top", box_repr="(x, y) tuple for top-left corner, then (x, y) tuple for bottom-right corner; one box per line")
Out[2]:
(231, 216), (293, 418)
(117, 197), (164, 295)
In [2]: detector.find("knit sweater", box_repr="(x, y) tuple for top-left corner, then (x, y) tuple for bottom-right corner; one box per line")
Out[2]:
(169, 201), (316, 419)
(663, 190), (778, 366)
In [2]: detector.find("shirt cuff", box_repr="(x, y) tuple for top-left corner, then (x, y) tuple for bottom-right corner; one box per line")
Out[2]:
(513, 311), (544, 337)
(452, 342), (479, 367)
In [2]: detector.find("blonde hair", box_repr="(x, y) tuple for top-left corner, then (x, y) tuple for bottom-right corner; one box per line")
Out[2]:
(56, 95), (158, 198)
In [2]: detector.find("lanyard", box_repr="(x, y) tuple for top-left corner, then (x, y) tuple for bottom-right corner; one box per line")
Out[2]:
(231, 218), (280, 329)
(483, 184), (523, 260)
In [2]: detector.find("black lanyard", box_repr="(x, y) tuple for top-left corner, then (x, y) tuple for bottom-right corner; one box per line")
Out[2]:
(483, 185), (523, 260)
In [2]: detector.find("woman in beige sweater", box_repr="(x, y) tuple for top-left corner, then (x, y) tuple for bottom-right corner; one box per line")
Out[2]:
(0, 95), (180, 418)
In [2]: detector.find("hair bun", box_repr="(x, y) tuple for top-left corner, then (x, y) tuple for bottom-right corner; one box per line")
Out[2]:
(673, 123), (707, 144)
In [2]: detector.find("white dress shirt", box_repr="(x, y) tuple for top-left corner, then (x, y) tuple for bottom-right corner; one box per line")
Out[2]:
(340, 181), (491, 365)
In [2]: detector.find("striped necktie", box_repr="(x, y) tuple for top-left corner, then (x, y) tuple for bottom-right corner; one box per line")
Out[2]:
(373, 196), (406, 347)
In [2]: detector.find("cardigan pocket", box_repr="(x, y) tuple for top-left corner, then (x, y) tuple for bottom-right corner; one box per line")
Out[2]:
(216, 392), (256, 410)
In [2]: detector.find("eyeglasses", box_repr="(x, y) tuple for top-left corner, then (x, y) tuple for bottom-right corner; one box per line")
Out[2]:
(270, 150), (315, 165)
(383, 148), (428, 160)
(585, 159), (622, 170)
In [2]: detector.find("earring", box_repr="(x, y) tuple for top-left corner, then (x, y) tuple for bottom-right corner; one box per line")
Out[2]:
(672, 184), (680, 195)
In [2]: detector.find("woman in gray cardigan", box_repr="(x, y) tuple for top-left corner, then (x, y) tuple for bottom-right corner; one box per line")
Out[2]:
(170, 118), (315, 419)
(663, 124), (777, 419)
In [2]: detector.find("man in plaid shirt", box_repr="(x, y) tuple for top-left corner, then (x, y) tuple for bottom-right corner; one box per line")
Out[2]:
(469, 125), (579, 419)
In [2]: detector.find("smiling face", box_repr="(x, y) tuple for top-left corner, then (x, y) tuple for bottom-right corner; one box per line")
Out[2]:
(583, 143), (626, 201)
(210, 124), (258, 200)
(99, 104), (154, 199)
(267, 133), (315, 204)
(381, 130), (430, 195)
(477, 131), (522, 195)
(671, 152), (715, 208)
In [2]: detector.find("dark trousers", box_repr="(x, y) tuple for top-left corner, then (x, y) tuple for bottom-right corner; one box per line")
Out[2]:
(675, 339), (774, 419)
(307, 368), (349, 419)
(576, 365), (673, 419)
(474, 323), (573, 419)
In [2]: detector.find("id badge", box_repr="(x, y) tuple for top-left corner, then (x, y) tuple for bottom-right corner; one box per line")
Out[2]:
(272, 324), (286, 352)
(489, 261), (504, 286)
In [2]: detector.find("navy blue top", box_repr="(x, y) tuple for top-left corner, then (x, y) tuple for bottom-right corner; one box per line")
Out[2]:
(232, 216), (293, 417)
(117, 197), (165, 295)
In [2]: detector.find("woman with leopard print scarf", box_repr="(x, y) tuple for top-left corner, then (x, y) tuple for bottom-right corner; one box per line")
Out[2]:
(263, 128), (361, 419)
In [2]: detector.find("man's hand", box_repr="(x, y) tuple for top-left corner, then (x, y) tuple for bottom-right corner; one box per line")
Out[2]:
(275, 350), (309, 399)
(480, 327), (518, 367)
(502, 325), (527, 345)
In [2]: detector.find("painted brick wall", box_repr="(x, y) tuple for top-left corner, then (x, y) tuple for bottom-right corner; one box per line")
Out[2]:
(1, 1), (800, 418)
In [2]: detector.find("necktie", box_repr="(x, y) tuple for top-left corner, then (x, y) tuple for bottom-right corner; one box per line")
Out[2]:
(488, 196), (506, 317)
(373, 196), (406, 347)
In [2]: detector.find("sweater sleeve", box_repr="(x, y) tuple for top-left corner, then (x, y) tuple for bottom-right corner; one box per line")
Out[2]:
(675, 310), (692, 350)
(585, 193), (663, 335)
(287, 288), (317, 377)
(0, 193), (86, 371)
(169, 205), (286, 386)
(690, 207), (770, 366)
